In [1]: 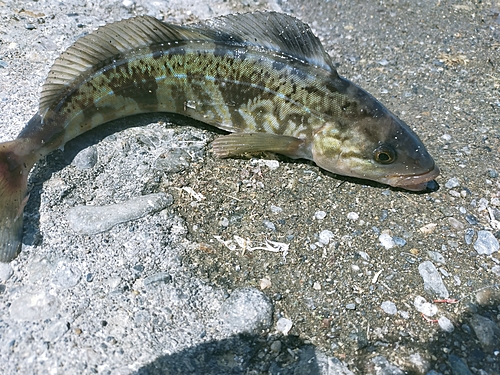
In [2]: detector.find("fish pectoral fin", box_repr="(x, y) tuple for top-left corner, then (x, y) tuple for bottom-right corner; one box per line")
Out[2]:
(212, 133), (308, 159)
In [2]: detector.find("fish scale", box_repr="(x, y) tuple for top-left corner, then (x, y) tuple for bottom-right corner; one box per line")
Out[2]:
(0, 12), (439, 262)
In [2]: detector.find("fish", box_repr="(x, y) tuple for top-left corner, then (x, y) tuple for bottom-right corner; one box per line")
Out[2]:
(0, 12), (440, 262)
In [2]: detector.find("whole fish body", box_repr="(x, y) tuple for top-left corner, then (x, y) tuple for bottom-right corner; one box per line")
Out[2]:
(0, 12), (439, 262)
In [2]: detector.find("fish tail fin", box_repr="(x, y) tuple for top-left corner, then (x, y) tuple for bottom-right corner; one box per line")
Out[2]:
(0, 139), (33, 262)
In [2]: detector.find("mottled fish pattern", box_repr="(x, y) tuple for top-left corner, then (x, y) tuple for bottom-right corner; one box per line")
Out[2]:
(0, 12), (439, 262)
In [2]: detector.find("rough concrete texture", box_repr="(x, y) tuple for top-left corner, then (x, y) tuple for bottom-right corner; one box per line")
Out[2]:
(0, 0), (499, 374)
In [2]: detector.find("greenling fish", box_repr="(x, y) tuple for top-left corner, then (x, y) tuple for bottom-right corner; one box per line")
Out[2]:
(0, 12), (439, 262)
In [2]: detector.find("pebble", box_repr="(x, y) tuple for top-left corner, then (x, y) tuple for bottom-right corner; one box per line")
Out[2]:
(0, 262), (13, 282)
(54, 265), (82, 289)
(445, 177), (460, 189)
(487, 169), (498, 178)
(154, 149), (191, 175)
(465, 214), (479, 225)
(441, 133), (452, 141)
(347, 212), (359, 221)
(371, 356), (405, 375)
(220, 217), (229, 227)
(276, 317), (293, 335)
(473, 230), (499, 255)
(399, 310), (409, 319)
(419, 223), (437, 234)
(270, 205), (282, 214)
(43, 320), (69, 342)
(491, 265), (500, 277)
(263, 220), (276, 231)
(475, 287), (500, 306)
(414, 296), (438, 317)
(379, 233), (395, 249)
(392, 236), (406, 247)
(464, 228), (475, 245)
(438, 316), (454, 332)
(318, 230), (335, 245)
(10, 292), (60, 321)
(270, 340), (282, 353)
(314, 210), (327, 220)
(408, 353), (430, 374)
(346, 303), (356, 310)
(67, 192), (173, 235)
(448, 355), (472, 375)
(72, 146), (98, 169)
(262, 159), (280, 170)
(469, 314), (500, 351)
(477, 198), (489, 211)
(418, 261), (449, 298)
(448, 217), (464, 230)
(259, 277), (271, 290)
(219, 288), (273, 334)
(380, 301), (397, 315)
(427, 251), (446, 264)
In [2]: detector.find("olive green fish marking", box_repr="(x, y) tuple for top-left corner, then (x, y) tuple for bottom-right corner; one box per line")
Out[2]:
(0, 12), (439, 262)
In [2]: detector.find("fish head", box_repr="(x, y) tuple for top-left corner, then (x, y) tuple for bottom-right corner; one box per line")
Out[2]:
(311, 79), (439, 191)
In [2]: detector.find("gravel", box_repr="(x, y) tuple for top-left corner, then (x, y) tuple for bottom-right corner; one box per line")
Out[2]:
(0, 0), (499, 374)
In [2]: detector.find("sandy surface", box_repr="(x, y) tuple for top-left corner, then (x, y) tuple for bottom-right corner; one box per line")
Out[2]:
(0, 0), (499, 374)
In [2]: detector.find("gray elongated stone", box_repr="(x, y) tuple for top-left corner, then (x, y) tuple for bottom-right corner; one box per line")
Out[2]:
(418, 261), (449, 299)
(67, 193), (173, 235)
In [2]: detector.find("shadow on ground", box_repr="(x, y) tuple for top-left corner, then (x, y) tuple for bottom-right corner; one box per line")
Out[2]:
(133, 290), (500, 375)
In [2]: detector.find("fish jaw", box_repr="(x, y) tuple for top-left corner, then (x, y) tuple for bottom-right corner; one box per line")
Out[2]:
(382, 163), (440, 191)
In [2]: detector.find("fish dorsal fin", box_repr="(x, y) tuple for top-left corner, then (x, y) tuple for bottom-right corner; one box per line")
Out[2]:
(197, 11), (336, 73)
(40, 16), (212, 114)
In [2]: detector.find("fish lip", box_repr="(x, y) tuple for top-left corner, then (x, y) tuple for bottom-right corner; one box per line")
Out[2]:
(386, 164), (441, 191)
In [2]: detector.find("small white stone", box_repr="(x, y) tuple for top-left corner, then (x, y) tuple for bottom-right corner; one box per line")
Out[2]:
(379, 233), (395, 249)
(318, 230), (335, 245)
(260, 277), (271, 290)
(347, 212), (359, 221)
(314, 211), (327, 220)
(276, 317), (293, 335)
(381, 301), (398, 315)
(414, 296), (438, 317)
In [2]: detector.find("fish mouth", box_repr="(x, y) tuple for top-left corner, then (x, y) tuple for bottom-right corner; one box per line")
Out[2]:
(386, 164), (441, 191)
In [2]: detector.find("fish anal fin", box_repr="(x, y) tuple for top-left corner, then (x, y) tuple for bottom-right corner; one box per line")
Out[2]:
(212, 133), (311, 160)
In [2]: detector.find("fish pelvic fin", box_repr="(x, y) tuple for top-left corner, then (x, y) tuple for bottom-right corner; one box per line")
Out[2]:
(0, 140), (33, 262)
(212, 133), (311, 160)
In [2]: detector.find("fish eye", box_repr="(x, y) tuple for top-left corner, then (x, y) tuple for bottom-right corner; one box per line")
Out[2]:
(373, 144), (396, 164)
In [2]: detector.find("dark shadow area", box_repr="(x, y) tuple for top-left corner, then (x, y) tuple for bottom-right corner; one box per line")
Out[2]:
(426, 286), (500, 375)
(134, 334), (322, 375)
(132, 288), (499, 375)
